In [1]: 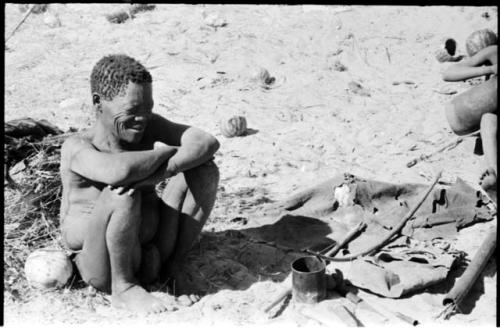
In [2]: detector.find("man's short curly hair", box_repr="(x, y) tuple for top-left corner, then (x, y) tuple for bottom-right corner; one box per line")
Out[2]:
(90, 54), (152, 101)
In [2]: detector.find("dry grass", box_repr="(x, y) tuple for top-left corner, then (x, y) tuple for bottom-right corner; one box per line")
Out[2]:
(4, 133), (71, 301)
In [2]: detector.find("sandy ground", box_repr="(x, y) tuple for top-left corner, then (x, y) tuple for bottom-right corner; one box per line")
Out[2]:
(4, 4), (497, 327)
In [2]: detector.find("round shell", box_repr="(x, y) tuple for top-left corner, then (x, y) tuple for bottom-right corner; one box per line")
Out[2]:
(220, 116), (247, 138)
(24, 249), (73, 289)
(465, 29), (497, 57)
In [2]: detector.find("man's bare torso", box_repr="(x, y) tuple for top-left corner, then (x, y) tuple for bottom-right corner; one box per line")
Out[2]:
(60, 126), (158, 223)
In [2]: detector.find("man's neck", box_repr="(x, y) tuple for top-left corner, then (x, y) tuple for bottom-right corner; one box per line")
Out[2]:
(92, 120), (124, 152)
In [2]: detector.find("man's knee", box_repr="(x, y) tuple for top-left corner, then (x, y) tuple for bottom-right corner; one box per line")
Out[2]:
(186, 161), (220, 188)
(481, 113), (498, 131)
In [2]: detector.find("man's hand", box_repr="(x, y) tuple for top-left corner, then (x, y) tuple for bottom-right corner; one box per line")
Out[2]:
(108, 185), (137, 196)
(490, 64), (497, 75)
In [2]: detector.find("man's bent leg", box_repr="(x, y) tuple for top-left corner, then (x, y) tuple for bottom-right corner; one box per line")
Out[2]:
(174, 162), (219, 262)
(159, 162), (219, 286)
(155, 176), (188, 264)
(104, 189), (172, 313)
(64, 188), (172, 313)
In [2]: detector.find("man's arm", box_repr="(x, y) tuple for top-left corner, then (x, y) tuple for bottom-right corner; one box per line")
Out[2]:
(63, 136), (177, 186)
(149, 114), (220, 174)
(442, 46), (497, 81)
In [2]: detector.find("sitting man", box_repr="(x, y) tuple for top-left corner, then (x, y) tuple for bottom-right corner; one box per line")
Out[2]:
(59, 54), (220, 314)
(442, 40), (497, 202)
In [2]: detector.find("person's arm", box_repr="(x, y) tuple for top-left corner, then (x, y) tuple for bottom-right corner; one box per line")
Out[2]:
(442, 65), (495, 82)
(149, 114), (220, 174)
(442, 46), (497, 81)
(63, 136), (178, 186)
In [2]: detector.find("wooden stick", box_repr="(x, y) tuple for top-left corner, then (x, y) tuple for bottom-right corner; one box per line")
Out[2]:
(310, 170), (442, 262)
(442, 225), (496, 317)
(394, 311), (419, 326)
(406, 132), (479, 168)
(324, 221), (367, 257)
(266, 172), (441, 313)
(263, 288), (291, 313)
(5, 5), (35, 44)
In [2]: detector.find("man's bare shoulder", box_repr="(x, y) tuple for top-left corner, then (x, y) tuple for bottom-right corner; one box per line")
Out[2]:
(61, 130), (94, 156)
(147, 113), (189, 145)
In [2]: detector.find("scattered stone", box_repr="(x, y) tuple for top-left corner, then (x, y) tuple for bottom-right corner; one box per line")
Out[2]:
(105, 10), (132, 24)
(203, 12), (227, 29)
(347, 81), (371, 97)
(333, 60), (347, 72)
(251, 67), (276, 88)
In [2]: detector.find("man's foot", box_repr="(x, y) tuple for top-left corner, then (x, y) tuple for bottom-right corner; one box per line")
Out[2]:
(112, 284), (175, 314)
(176, 294), (201, 307)
(479, 168), (497, 203)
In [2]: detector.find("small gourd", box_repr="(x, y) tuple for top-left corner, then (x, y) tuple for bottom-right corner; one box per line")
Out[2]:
(220, 116), (247, 138)
(24, 248), (73, 289)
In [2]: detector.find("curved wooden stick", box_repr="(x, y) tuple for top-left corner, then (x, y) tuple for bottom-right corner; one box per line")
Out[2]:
(311, 170), (443, 262)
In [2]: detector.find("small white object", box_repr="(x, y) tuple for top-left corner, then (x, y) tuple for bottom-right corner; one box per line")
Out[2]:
(25, 249), (73, 289)
(334, 184), (355, 207)
(43, 12), (61, 28)
(203, 12), (226, 28)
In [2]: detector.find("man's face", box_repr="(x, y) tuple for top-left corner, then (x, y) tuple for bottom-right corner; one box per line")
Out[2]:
(99, 82), (154, 144)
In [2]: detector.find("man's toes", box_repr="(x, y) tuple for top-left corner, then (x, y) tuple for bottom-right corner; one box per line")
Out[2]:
(151, 302), (166, 314)
(189, 294), (200, 303)
(177, 294), (193, 307)
(165, 303), (177, 312)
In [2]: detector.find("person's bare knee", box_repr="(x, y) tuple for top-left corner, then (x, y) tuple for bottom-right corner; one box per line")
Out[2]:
(184, 161), (220, 206)
(481, 112), (497, 132)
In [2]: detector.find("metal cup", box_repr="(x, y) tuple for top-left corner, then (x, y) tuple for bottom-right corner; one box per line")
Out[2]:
(291, 256), (327, 304)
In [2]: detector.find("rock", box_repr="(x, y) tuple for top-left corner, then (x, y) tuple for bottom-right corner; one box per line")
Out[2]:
(203, 12), (227, 28)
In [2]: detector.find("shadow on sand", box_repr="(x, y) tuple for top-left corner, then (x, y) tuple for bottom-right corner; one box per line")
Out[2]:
(155, 214), (333, 296)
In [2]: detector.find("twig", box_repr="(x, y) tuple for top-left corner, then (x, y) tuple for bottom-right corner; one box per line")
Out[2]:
(385, 46), (391, 64)
(432, 89), (458, 95)
(406, 132), (479, 168)
(324, 221), (367, 257)
(263, 288), (292, 313)
(5, 4), (35, 44)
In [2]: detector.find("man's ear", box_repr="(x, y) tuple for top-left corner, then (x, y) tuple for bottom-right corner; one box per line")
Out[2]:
(92, 93), (102, 113)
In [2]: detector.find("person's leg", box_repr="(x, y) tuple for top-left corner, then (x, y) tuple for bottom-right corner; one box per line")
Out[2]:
(62, 187), (172, 314)
(155, 161), (219, 294)
(169, 161), (219, 263)
(478, 113), (497, 201)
